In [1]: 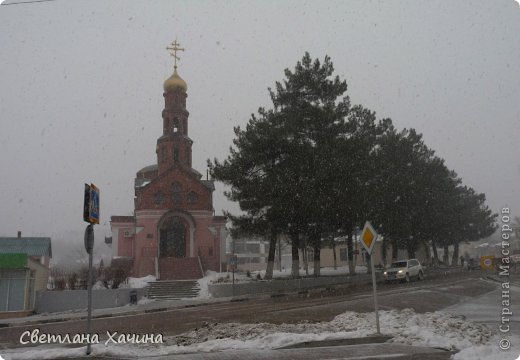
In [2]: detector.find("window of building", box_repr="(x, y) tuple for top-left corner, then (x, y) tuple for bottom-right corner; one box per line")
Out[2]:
(340, 248), (348, 261)
(187, 191), (198, 204)
(234, 242), (245, 253)
(172, 182), (182, 204)
(237, 257), (261, 264)
(154, 192), (165, 204)
(246, 243), (260, 253)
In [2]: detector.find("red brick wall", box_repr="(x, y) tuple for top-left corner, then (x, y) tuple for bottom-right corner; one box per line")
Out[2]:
(156, 136), (193, 172)
(163, 90), (187, 110)
(158, 257), (202, 280)
(135, 168), (212, 212)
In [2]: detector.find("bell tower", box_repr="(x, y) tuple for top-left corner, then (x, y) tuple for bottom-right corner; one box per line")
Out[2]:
(157, 40), (193, 174)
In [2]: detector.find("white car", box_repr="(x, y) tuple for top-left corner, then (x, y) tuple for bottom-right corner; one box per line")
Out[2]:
(383, 259), (424, 282)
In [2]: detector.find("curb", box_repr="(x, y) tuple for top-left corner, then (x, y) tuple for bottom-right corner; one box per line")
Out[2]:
(0, 299), (236, 328)
(0, 268), (468, 328)
(278, 334), (393, 349)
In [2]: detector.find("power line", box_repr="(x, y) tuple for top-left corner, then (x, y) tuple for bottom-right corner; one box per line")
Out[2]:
(1, 0), (58, 5)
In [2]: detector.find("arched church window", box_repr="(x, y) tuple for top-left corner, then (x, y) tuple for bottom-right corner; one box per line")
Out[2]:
(174, 147), (179, 162)
(172, 182), (182, 204)
(187, 191), (198, 204)
(154, 192), (165, 204)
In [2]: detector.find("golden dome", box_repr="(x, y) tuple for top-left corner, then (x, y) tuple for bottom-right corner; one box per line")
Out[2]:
(163, 68), (187, 93)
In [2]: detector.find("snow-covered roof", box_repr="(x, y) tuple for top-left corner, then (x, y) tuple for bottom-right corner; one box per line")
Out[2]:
(137, 164), (158, 174)
(136, 180), (151, 188)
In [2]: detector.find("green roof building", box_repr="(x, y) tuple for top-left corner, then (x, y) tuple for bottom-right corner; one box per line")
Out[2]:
(0, 233), (52, 316)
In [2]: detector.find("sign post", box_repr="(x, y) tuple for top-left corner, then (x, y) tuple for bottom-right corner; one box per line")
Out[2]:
(360, 221), (380, 335)
(229, 254), (237, 297)
(83, 183), (99, 355)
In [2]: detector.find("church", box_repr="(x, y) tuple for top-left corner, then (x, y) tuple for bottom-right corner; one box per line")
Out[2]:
(110, 41), (227, 280)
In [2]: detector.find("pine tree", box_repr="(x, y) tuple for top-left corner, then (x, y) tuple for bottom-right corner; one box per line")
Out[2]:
(210, 53), (352, 277)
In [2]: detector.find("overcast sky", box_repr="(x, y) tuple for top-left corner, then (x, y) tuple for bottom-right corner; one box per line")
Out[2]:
(0, 0), (519, 242)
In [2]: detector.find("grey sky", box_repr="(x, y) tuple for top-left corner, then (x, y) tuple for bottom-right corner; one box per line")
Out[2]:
(0, 0), (519, 241)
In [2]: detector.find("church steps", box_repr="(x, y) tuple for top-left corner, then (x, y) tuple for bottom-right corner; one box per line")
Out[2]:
(147, 280), (200, 299)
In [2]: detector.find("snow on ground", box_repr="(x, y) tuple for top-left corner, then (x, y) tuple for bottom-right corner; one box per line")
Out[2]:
(81, 267), (367, 302)
(168, 308), (493, 351)
(91, 275), (156, 290)
(120, 275), (156, 288)
(136, 296), (155, 305)
(92, 280), (105, 290)
(252, 265), (368, 279)
(453, 341), (520, 360)
(194, 271), (218, 299)
(2, 308), (508, 359)
(188, 266), (368, 300)
(199, 266), (368, 290)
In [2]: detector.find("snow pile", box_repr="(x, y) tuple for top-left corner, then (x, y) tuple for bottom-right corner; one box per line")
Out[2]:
(120, 275), (156, 288)
(171, 319), (363, 347)
(252, 265), (368, 279)
(453, 342), (520, 360)
(169, 308), (492, 351)
(320, 265), (368, 276)
(137, 296), (155, 305)
(2, 309), (505, 359)
(92, 280), (106, 289)
(200, 266), (371, 295)
(92, 275), (155, 290)
(209, 272), (251, 284)
(371, 309), (492, 350)
(195, 271), (218, 299)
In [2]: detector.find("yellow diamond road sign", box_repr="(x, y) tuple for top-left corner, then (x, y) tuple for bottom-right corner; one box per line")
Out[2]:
(361, 221), (378, 255)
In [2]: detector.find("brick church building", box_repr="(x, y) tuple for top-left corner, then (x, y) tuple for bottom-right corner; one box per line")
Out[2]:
(110, 42), (227, 280)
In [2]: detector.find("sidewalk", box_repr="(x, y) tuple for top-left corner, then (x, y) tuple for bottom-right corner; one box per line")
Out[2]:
(78, 343), (453, 360)
(0, 296), (233, 328)
(0, 266), (465, 328)
(1, 273), (496, 360)
(34, 335), (454, 360)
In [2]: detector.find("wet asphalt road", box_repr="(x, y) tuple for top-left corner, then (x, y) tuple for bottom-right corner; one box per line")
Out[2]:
(0, 269), (498, 348)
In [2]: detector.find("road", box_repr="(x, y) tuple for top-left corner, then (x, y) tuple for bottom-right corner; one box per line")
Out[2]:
(0, 269), (497, 348)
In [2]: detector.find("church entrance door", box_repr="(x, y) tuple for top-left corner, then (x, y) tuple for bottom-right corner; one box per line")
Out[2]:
(159, 217), (186, 258)
(157, 213), (200, 279)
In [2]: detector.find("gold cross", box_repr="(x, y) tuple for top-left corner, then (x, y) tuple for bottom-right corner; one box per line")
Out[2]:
(166, 39), (185, 70)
